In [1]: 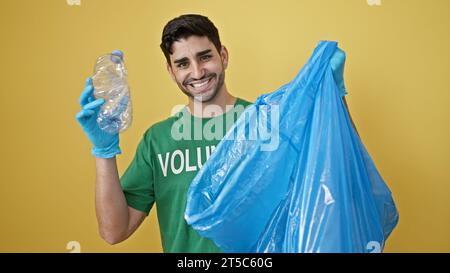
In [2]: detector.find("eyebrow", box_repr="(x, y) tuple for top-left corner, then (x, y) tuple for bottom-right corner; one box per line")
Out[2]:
(173, 49), (212, 64)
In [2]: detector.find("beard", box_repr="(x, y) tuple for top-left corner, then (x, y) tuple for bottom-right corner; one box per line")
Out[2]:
(177, 71), (225, 103)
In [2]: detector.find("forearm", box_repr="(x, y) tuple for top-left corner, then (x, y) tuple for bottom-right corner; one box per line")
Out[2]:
(95, 157), (129, 244)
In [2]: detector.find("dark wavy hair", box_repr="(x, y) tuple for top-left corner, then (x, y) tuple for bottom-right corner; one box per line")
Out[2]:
(160, 14), (222, 65)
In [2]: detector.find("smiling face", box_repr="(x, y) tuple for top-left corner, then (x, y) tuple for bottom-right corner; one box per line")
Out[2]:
(167, 35), (228, 103)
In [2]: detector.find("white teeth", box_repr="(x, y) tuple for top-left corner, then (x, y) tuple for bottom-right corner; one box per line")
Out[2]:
(193, 81), (208, 88)
(190, 78), (211, 88)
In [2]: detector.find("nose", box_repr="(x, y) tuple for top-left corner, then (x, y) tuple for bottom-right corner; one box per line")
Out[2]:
(190, 61), (206, 80)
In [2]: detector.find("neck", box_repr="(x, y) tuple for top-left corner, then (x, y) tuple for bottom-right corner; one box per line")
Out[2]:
(187, 84), (236, 118)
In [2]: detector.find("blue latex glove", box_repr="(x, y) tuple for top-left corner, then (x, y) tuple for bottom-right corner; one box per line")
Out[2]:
(330, 48), (347, 96)
(75, 50), (124, 158)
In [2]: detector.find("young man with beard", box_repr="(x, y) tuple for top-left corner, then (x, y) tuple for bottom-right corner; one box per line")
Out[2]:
(76, 14), (352, 253)
(76, 14), (251, 252)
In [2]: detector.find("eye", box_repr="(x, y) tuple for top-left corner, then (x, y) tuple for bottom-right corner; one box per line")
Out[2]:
(177, 62), (188, 69)
(200, 55), (212, 61)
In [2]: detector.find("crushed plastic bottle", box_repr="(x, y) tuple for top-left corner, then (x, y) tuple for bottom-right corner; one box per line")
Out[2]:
(92, 53), (132, 134)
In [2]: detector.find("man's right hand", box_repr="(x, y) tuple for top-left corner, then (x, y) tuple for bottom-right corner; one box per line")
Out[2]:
(76, 77), (121, 158)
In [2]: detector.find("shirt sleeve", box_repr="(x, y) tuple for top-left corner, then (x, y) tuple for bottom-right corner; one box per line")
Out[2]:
(120, 129), (155, 215)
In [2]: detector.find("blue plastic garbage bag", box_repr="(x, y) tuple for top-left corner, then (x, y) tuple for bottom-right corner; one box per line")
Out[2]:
(184, 41), (399, 253)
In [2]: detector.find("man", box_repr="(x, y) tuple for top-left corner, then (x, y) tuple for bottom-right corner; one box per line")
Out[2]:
(76, 14), (252, 253)
(76, 14), (354, 253)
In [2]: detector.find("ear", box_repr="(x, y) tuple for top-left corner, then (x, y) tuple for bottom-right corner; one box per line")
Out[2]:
(220, 45), (229, 70)
(166, 62), (176, 82)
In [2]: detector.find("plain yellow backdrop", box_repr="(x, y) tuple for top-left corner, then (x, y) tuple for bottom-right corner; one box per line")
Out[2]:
(0, 0), (449, 252)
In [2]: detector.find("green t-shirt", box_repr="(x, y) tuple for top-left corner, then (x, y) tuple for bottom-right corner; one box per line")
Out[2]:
(120, 98), (252, 253)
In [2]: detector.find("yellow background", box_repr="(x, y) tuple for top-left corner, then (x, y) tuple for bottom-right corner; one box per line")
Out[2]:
(0, 0), (449, 252)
